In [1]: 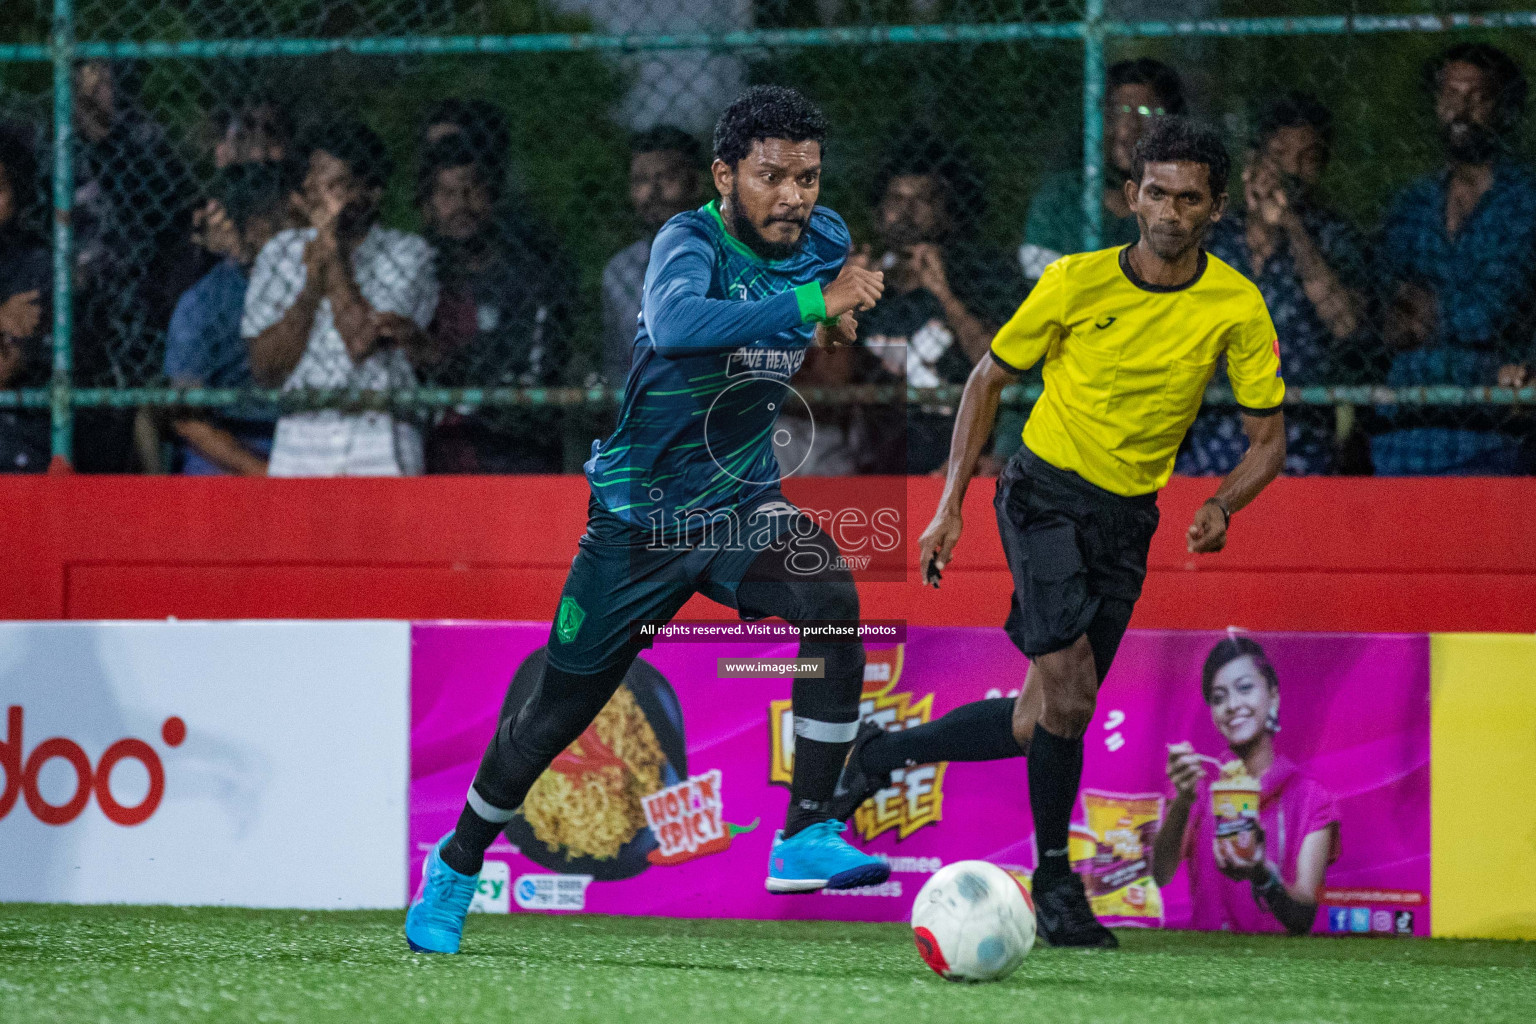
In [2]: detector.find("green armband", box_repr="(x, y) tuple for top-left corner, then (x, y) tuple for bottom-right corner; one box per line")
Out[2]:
(793, 282), (828, 324)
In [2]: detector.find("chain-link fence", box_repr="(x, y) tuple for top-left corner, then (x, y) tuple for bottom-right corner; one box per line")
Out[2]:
(2, 1), (1536, 474)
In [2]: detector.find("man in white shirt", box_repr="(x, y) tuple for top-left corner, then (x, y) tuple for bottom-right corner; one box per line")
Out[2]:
(243, 120), (438, 476)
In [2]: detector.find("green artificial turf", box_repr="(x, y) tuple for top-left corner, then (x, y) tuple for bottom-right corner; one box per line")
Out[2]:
(1, 905), (1531, 1024)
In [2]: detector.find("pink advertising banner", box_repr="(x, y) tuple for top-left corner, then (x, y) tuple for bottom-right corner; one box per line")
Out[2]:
(410, 624), (1429, 936)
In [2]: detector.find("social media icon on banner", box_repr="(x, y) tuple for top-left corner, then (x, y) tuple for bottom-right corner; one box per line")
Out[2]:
(1327, 907), (1351, 933)
(1395, 911), (1416, 936)
(1350, 907), (1372, 933)
(1371, 910), (1393, 933)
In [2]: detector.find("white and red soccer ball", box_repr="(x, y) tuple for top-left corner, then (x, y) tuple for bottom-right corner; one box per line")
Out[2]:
(910, 860), (1037, 983)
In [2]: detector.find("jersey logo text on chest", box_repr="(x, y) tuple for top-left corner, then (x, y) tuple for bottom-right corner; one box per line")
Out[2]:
(726, 347), (806, 379)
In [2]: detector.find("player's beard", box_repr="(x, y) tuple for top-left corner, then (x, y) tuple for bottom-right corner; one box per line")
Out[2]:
(727, 183), (809, 261)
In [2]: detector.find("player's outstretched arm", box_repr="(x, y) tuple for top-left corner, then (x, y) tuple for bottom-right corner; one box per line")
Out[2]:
(645, 225), (882, 356)
(917, 355), (1016, 587)
(1186, 410), (1286, 554)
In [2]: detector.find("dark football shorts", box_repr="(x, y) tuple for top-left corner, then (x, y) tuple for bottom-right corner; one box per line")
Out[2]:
(993, 446), (1160, 674)
(544, 490), (824, 676)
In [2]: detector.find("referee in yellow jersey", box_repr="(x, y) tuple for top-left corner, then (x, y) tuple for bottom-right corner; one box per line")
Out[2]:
(828, 117), (1287, 946)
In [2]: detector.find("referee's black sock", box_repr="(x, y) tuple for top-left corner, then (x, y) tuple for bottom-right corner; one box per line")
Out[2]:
(440, 659), (629, 877)
(1027, 722), (1084, 884)
(860, 697), (1024, 776)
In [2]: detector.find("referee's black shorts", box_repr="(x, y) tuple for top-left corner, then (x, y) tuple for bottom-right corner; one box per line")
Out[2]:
(993, 446), (1160, 675)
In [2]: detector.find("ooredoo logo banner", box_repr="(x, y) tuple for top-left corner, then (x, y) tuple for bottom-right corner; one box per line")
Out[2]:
(0, 621), (410, 909)
(0, 706), (185, 826)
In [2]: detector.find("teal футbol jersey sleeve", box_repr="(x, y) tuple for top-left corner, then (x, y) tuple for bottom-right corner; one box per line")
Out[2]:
(584, 200), (850, 527)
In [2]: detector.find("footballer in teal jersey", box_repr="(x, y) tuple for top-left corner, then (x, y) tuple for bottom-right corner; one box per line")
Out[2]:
(407, 87), (891, 958)
(586, 197), (851, 528)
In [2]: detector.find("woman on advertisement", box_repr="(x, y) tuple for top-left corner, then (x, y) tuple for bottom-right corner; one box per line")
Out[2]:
(1151, 636), (1341, 934)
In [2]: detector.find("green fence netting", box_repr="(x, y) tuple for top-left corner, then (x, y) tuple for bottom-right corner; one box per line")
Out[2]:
(2, 1), (1536, 474)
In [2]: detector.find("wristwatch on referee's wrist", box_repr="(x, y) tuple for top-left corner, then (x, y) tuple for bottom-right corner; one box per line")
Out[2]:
(1203, 496), (1231, 529)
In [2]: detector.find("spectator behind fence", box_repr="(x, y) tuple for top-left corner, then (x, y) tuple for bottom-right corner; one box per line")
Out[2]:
(1375, 43), (1536, 474)
(856, 135), (1026, 473)
(602, 126), (703, 388)
(72, 59), (201, 472)
(210, 95), (291, 169)
(417, 137), (576, 473)
(1019, 58), (1186, 281)
(1179, 93), (1369, 477)
(420, 98), (513, 189)
(164, 163), (290, 476)
(0, 126), (51, 473)
(243, 120), (439, 477)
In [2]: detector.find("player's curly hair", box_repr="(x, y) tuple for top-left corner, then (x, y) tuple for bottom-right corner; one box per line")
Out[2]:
(1130, 116), (1230, 199)
(712, 85), (827, 167)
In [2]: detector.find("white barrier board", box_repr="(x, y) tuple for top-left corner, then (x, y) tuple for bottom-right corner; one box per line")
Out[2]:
(0, 621), (409, 908)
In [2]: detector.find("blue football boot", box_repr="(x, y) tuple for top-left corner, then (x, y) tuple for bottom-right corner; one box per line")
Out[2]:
(765, 819), (891, 893)
(405, 833), (480, 953)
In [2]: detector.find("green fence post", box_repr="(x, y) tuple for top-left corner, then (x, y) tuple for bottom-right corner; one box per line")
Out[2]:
(1082, 0), (1106, 252)
(49, 0), (75, 468)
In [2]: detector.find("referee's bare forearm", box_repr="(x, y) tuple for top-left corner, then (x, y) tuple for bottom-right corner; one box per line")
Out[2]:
(1213, 410), (1288, 515)
(938, 355), (1014, 514)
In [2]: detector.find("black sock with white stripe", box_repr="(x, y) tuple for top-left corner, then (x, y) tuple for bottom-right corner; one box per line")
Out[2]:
(443, 801), (505, 877)
(782, 647), (864, 839)
(1028, 723), (1084, 883)
(440, 658), (630, 877)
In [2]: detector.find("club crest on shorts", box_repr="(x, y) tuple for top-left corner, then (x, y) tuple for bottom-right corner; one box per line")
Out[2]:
(556, 597), (586, 643)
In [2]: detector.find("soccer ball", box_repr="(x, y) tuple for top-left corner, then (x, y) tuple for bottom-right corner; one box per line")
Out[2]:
(910, 860), (1036, 982)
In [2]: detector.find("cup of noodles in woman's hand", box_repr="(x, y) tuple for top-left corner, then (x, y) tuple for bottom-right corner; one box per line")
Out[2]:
(1211, 760), (1262, 859)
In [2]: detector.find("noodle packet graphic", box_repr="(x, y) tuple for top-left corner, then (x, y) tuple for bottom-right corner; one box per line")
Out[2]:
(1069, 790), (1166, 926)
(501, 656), (687, 882)
(522, 684), (666, 863)
(1211, 761), (1262, 860)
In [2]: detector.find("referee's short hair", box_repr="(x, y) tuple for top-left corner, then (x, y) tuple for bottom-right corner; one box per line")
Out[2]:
(1130, 116), (1230, 200)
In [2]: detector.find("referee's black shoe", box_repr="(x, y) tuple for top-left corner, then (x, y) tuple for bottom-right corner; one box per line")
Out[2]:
(1033, 872), (1119, 948)
(829, 722), (888, 821)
